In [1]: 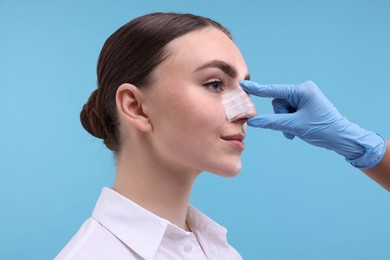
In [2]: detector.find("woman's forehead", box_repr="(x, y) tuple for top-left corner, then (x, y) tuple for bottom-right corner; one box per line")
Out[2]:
(161, 28), (248, 77)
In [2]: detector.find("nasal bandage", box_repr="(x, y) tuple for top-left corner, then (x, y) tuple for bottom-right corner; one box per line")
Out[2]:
(221, 87), (257, 122)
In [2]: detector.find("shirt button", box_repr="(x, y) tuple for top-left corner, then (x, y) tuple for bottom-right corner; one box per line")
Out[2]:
(183, 244), (192, 254)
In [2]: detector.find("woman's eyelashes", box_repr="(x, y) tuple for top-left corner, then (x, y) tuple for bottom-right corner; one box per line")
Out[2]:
(203, 79), (226, 93)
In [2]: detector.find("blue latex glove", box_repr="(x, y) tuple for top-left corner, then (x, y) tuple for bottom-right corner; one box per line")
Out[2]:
(240, 80), (386, 169)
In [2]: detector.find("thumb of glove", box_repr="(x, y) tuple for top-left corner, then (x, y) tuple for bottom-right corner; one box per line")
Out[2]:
(248, 113), (297, 140)
(272, 98), (297, 140)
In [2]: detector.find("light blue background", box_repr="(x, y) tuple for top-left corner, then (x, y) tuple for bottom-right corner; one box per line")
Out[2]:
(1, 1), (389, 259)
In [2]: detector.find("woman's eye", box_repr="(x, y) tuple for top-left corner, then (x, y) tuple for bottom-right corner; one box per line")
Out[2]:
(203, 80), (225, 93)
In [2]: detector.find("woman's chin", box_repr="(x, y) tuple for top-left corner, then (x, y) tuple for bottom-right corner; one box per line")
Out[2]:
(212, 162), (242, 178)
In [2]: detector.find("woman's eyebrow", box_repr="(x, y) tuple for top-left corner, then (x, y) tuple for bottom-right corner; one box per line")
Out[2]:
(194, 60), (250, 80)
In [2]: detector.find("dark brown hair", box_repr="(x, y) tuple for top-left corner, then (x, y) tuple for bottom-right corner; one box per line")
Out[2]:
(80, 12), (232, 151)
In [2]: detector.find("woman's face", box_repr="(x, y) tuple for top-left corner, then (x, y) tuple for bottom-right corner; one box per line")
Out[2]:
(144, 27), (252, 177)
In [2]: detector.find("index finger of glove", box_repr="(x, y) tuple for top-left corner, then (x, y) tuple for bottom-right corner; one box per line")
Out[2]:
(240, 80), (298, 99)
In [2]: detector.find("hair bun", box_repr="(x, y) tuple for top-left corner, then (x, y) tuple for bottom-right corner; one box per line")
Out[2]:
(80, 89), (107, 140)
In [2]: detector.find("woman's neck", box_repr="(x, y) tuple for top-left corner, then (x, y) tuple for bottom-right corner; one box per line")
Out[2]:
(113, 144), (199, 231)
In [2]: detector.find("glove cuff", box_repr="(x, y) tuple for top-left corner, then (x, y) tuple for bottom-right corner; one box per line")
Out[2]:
(346, 133), (387, 169)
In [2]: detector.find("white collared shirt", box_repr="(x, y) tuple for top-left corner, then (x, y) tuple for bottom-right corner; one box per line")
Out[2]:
(55, 188), (242, 259)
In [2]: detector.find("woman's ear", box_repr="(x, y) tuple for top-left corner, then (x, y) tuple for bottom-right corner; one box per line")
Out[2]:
(116, 83), (152, 132)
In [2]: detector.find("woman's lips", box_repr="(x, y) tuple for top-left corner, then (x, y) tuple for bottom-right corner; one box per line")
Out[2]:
(220, 134), (245, 150)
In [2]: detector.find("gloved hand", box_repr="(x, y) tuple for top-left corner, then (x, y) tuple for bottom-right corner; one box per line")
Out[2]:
(240, 80), (386, 169)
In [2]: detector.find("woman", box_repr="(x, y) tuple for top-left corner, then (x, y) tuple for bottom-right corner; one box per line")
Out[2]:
(56, 12), (254, 259)
(57, 11), (390, 260)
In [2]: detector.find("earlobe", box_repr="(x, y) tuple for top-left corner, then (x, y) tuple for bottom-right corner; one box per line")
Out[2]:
(116, 83), (152, 132)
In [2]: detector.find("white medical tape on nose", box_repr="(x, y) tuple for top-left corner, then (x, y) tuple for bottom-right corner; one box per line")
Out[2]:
(221, 87), (257, 122)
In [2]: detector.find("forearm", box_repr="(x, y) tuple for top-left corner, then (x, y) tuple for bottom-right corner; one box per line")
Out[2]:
(361, 140), (390, 192)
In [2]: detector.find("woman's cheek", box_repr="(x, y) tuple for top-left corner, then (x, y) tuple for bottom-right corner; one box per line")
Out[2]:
(159, 86), (226, 130)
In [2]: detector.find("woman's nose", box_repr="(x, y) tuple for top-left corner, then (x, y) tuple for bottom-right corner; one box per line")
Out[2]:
(221, 87), (257, 122)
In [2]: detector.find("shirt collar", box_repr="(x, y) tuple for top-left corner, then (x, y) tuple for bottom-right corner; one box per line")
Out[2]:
(92, 188), (168, 259)
(92, 187), (229, 259)
(186, 205), (230, 257)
